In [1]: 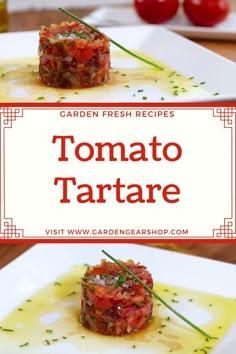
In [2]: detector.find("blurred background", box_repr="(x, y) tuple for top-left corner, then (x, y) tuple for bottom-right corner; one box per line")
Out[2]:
(8, 0), (132, 12)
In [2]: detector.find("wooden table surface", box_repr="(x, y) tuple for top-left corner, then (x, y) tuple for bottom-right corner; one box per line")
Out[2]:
(0, 243), (236, 270)
(1, 7), (235, 269)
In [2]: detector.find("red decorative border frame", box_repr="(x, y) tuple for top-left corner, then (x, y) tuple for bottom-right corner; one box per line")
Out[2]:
(0, 104), (235, 240)
(0, 107), (25, 238)
(212, 107), (236, 238)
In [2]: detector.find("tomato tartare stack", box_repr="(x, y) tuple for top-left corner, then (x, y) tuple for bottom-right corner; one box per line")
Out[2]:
(80, 259), (153, 336)
(38, 21), (110, 88)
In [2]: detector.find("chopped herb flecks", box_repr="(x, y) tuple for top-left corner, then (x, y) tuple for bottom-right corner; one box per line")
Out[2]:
(19, 342), (29, 348)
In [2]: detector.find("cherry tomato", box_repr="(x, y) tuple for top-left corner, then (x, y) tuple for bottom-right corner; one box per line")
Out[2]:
(183, 0), (230, 27)
(134, 0), (179, 24)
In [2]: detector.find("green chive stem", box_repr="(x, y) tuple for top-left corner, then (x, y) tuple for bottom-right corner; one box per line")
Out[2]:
(102, 250), (213, 340)
(58, 7), (164, 71)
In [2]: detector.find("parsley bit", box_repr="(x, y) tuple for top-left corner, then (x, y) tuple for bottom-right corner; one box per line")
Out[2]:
(18, 308), (23, 311)
(36, 96), (45, 100)
(200, 349), (207, 354)
(2, 328), (14, 332)
(54, 282), (61, 286)
(137, 89), (144, 92)
(46, 329), (53, 334)
(213, 92), (219, 96)
(44, 340), (50, 345)
(62, 336), (67, 340)
(142, 96), (148, 100)
(0, 73), (6, 78)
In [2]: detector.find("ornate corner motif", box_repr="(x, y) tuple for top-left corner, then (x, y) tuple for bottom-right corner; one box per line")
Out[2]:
(212, 107), (236, 128)
(1, 218), (24, 239)
(213, 218), (236, 239)
(0, 107), (24, 128)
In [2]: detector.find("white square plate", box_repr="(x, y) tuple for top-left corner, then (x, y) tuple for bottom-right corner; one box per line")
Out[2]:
(0, 26), (236, 102)
(0, 244), (236, 353)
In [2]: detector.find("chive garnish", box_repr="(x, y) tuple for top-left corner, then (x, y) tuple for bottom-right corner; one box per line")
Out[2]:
(102, 250), (213, 340)
(2, 328), (14, 332)
(58, 8), (164, 71)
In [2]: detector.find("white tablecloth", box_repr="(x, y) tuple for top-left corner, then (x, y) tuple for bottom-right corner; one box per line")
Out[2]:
(8, 0), (131, 13)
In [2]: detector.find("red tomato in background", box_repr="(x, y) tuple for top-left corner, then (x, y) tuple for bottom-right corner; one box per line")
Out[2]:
(134, 0), (179, 24)
(183, 0), (230, 27)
